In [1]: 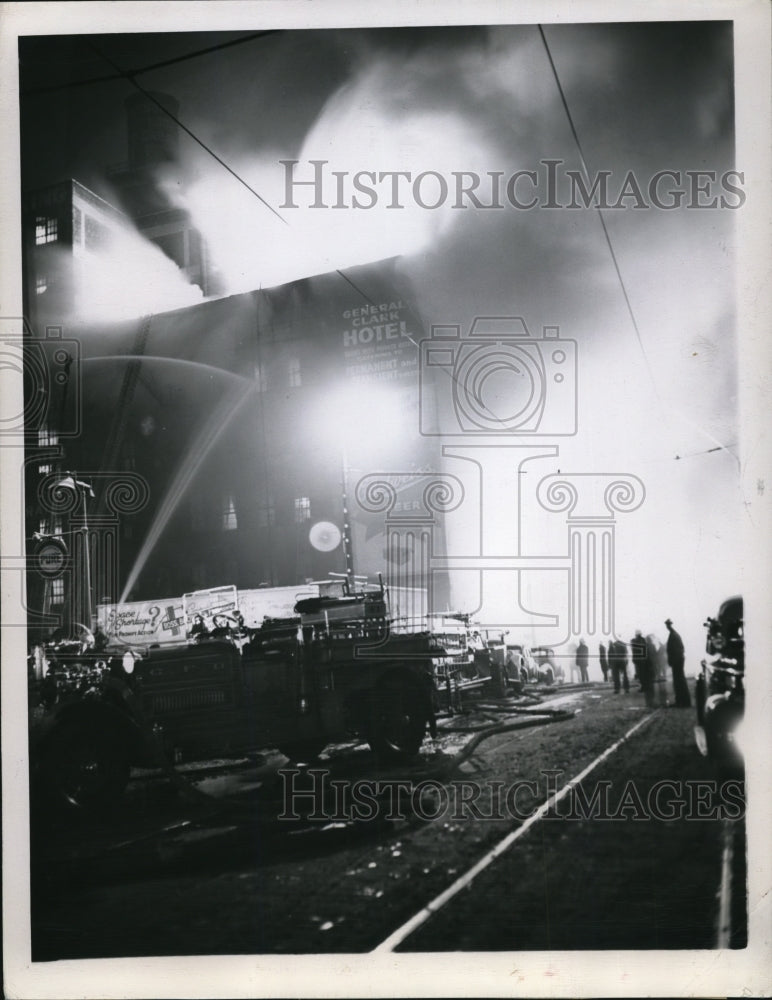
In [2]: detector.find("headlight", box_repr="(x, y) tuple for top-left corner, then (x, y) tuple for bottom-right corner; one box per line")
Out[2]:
(122, 650), (136, 675)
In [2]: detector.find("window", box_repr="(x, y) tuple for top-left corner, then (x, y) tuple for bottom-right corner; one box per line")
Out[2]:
(222, 494), (238, 531)
(52, 517), (62, 537)
(257, 498), (275, 528)
(36, 275), (48, 295)
(51, 579), (65, 605)
(253, 363), (268, 393)
(294, 496), (311, 523)
(288, 357), (302, 387)
(35, 216), (58, 245)
(38, 427), (58, 446)
(38, 463), (52, 475)
(38, 517), (49, 535)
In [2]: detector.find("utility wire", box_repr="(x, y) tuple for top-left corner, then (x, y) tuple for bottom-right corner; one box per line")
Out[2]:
(26, 36), (421, 328)
(88, 42), (289, 227)
(537, 24), (738, 467)
(87, 42), (392, 313)
(537, 24), (653, 381)
(675, 444), (734, 461)
(22, 31), (280, 97)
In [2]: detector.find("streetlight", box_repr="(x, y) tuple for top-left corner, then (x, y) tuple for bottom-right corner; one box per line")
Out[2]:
(313, 383), (407, 585)
(55, 473), (95, 629)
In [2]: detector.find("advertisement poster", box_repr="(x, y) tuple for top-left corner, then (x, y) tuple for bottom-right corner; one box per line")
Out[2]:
(1, 3), (770, 999)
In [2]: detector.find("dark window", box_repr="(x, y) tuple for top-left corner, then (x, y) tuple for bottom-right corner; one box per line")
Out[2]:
(258, 498), (275, 528)
(190, 495), (206, 532)
(35, 275), (47, 295)
(51, 578), (64, 605)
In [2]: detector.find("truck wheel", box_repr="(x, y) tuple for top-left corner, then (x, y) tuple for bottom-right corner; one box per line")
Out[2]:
(41, 720), (130, 810)
(280, 741), (327, 763)
(542, 667), (555, 686)
(369, 679), (426, 760)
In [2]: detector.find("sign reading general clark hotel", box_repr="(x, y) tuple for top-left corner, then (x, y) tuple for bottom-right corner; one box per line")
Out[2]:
(342, 299), (419, 384)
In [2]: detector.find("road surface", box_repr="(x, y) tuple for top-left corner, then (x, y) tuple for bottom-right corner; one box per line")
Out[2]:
(30, 682), (745, 959)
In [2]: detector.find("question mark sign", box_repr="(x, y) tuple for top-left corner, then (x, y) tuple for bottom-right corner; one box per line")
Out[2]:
(148, 605), (162, 632)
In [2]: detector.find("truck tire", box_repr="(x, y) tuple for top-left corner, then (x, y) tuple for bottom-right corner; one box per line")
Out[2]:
(41, 719), (130, 810)
(368, 678), (426, 760)
(542, 666), (555, 686)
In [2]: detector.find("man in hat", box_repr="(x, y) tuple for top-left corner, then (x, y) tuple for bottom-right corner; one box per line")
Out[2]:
(665, 618), (691, 707)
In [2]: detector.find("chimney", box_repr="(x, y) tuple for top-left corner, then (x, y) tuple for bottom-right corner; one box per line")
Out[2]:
(124, 92), (180, 170)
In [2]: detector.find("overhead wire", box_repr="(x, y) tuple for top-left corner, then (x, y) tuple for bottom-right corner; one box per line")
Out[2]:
(21, 31), (281, 97)
(537, 24), (654, 382)
(82, 38), (498, 424)
(88, 41), (288, 227)
(537, 24), (738, 466)
(83, 40), (397, 318)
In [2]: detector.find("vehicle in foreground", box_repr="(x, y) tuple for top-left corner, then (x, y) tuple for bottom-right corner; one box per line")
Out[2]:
(694, 595), (744, 771)
(29, 580), (446, 809)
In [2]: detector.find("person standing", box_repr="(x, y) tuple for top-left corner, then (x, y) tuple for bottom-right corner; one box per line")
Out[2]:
(609, 639), (630, 693)
(665, 618), (691, 707)
(631, 630), (655, 707)
(630, 630), (647, 690)
(576, 638), (589, 683)
(598, 642), (609, 683)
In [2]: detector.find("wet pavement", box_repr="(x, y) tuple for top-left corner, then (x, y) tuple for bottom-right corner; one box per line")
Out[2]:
(30, 682), (745, 959)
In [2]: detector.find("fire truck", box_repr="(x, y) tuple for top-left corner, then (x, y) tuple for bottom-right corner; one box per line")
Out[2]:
(29, 579), (446, 809)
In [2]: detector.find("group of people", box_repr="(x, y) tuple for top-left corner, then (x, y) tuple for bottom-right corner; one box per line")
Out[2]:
(576, 619), (691, 708)
(188, 612), (247, 642)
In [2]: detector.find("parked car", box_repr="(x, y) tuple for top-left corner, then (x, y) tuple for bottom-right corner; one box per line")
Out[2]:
(694, 595), (744, 772)
(532, 646), (564, 684)
(506, 643), (557, 685)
